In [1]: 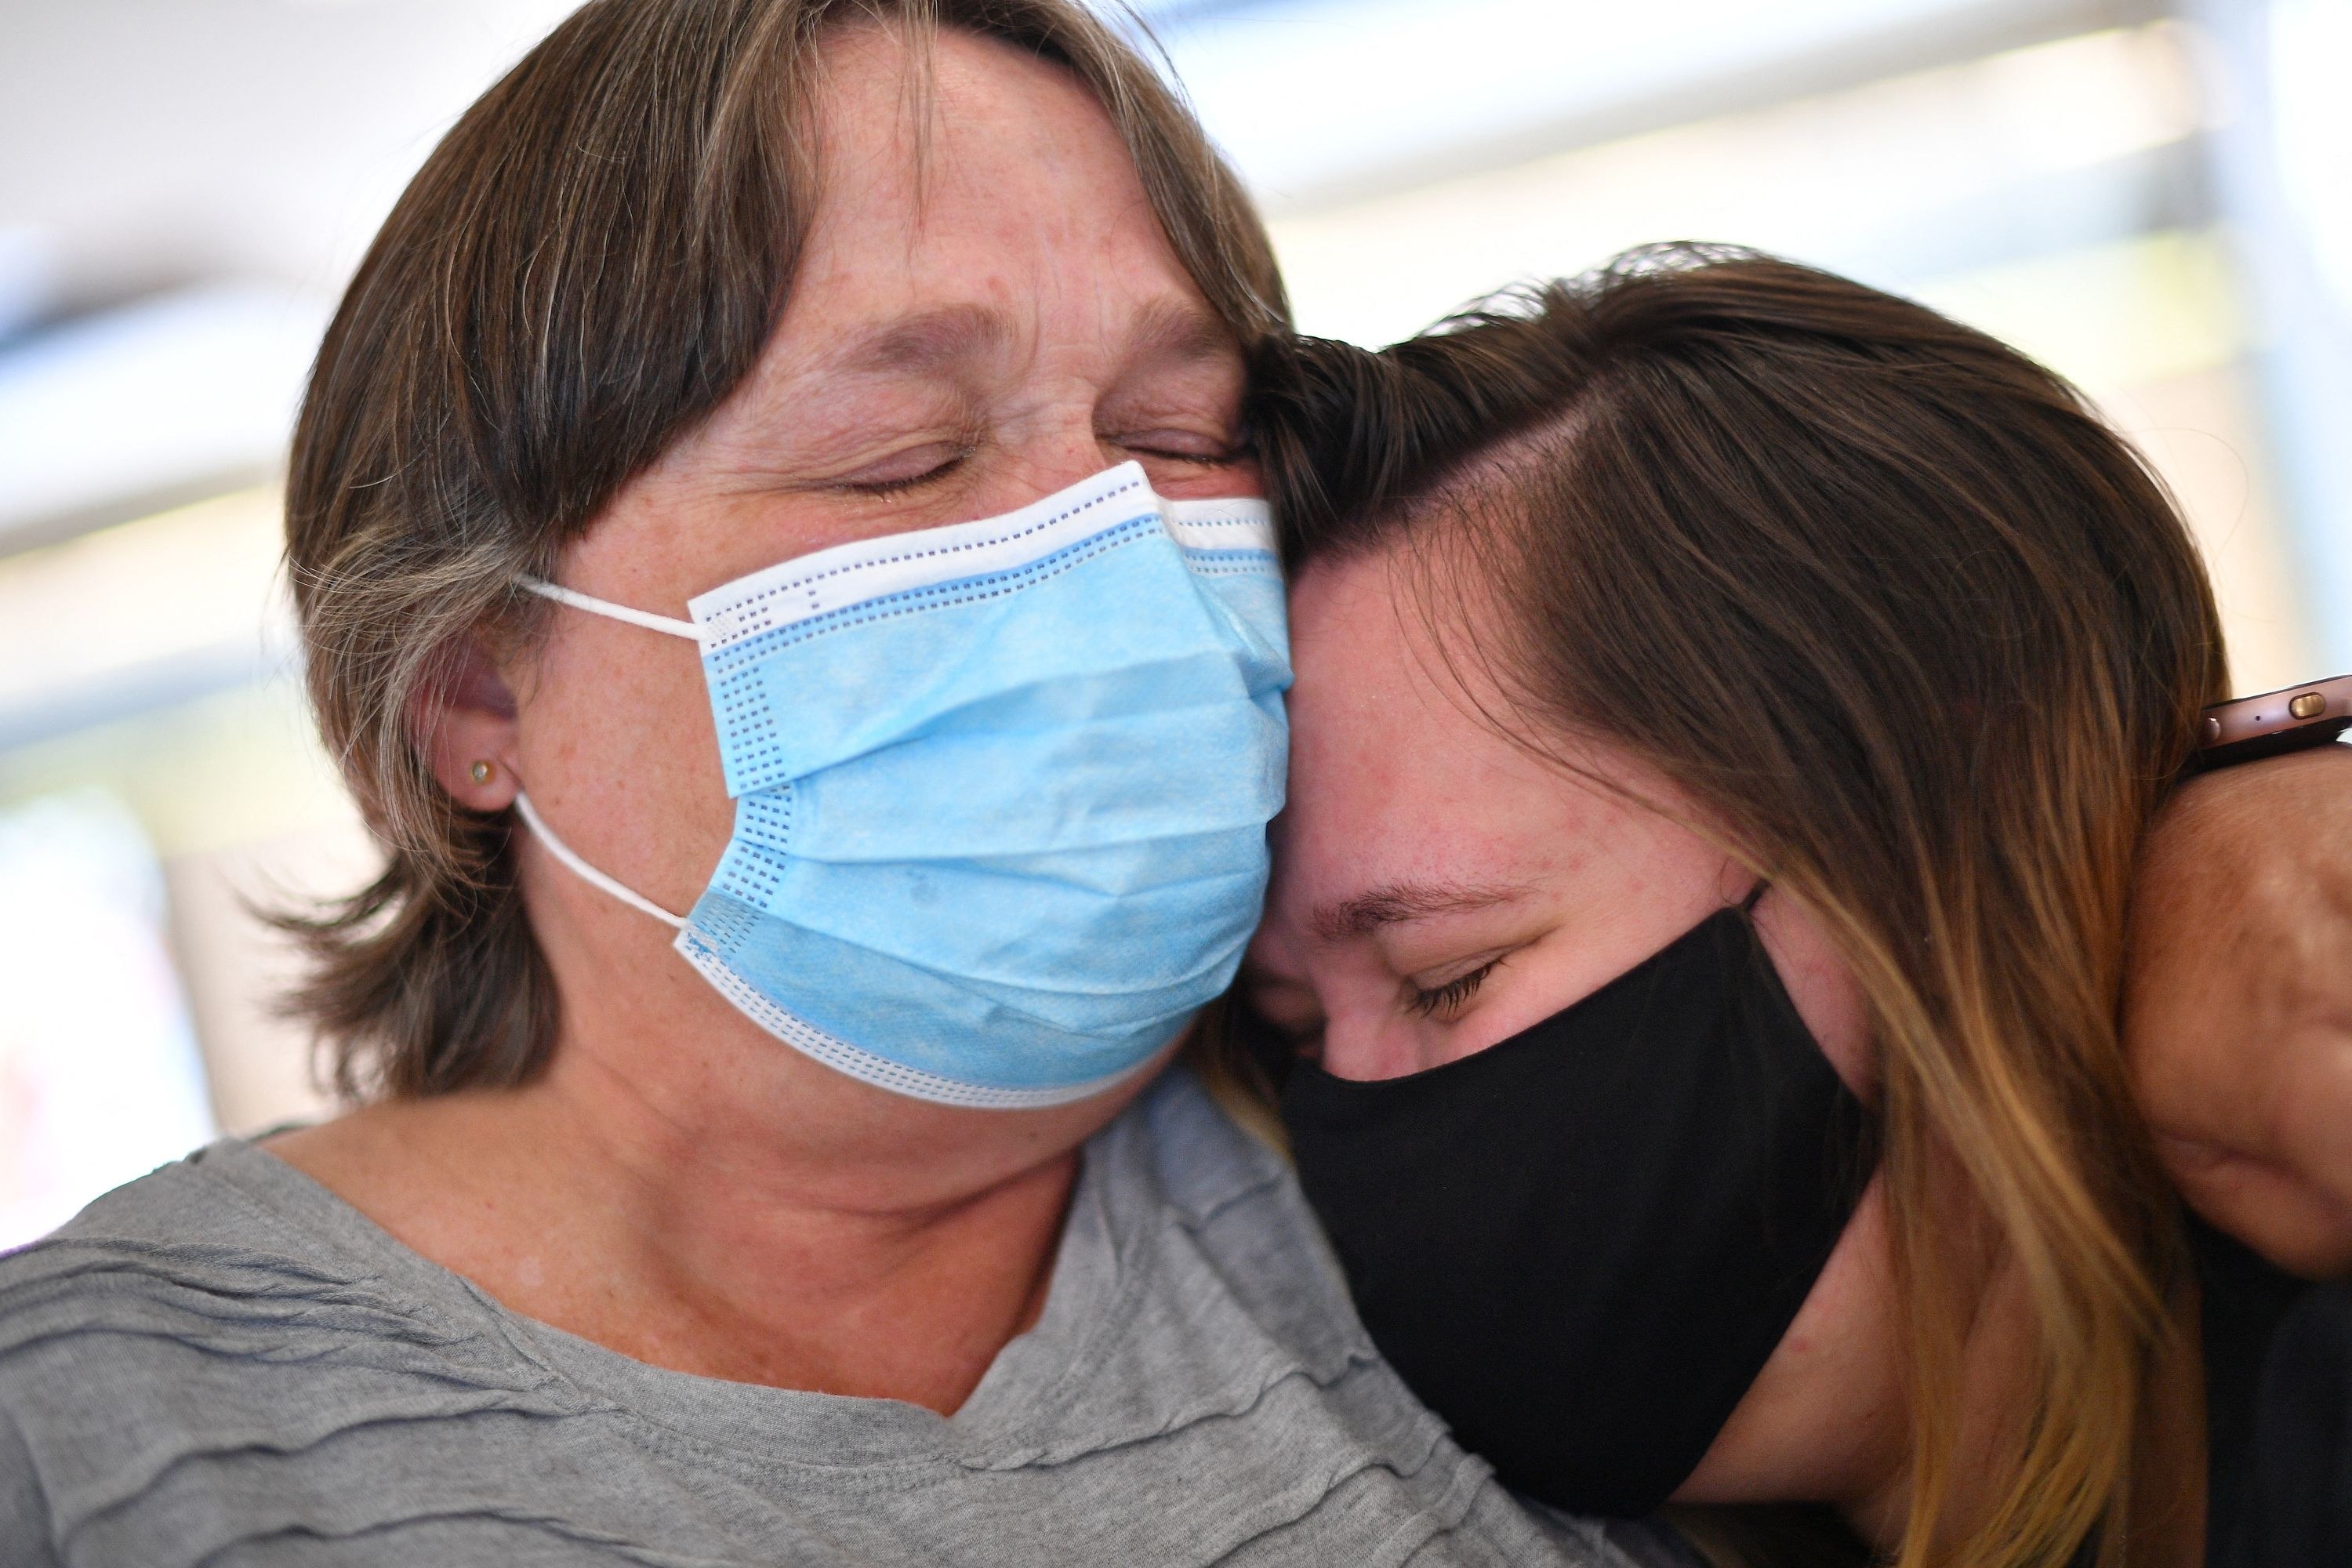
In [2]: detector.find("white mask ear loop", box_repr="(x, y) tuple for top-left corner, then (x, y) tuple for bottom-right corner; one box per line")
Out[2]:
(512, 792), (688, 931)
(520, 576), (702, 642)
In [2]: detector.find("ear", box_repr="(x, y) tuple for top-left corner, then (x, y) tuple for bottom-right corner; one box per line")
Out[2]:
(412, 634), (524, 812)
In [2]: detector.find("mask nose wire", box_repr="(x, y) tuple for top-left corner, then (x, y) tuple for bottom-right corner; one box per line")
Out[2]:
(511, 793), (688, 931)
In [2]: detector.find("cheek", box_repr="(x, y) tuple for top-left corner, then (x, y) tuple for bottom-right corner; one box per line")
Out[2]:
(1753, 896), (1879, 1103)
(1152, 451), (1263, 502)
(514, 618), (731, 911)
(1669, 1175), (1907, 1507)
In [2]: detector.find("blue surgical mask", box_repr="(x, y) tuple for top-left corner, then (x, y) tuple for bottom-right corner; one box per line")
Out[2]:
(515, 463), (1290, 1109)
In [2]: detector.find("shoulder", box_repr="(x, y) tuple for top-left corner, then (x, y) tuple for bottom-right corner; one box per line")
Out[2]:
(0, 1150), (327, 1557)
(0, 1141), (384, 1325)
(0, 1144), (562, 1564)
(1051, 1069), (1372, 1448)
(1090, 1066), (1355, 1336)
(0, 1141), (466, 1415)
(1077, 1073), (1681, 1568)
(0, 1135), (506, 1365)
(1104, 1062), (1295, 1223)
(1015, 1065), (1373, 1430)
(2, 1142), (315, 1315)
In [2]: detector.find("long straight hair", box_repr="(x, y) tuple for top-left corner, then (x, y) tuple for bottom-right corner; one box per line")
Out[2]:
(1254, 245), (2227, 1566)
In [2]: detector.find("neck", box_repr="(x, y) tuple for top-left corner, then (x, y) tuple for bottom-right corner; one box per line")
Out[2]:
(272, 975), (1150, 1413)
(1832, 1254), (2207, 1567)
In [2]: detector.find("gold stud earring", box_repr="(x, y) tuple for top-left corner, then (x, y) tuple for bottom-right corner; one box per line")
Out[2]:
(470, 760), (495, 784)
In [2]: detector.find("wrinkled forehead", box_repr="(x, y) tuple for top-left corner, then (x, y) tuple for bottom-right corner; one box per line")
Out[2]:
(782, 21), (1236, 355)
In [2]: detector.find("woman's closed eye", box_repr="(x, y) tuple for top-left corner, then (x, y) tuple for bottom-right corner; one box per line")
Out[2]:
(1402, 954), (1508, 1021)
(833, 439), (971, 495)
(833, 433), (1243, 500)
(1109, 426), (1248, 466)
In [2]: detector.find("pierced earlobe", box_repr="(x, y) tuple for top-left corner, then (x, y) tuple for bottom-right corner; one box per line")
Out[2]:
(470, 760), (495, 784)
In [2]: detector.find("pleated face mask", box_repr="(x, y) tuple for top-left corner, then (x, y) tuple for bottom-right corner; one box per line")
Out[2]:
(517, 462), (1290, 1108)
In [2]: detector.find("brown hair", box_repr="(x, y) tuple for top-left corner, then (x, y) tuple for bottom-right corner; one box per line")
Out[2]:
(1252, 245), (2227, 1567)
(281, 0), (1287, 1099)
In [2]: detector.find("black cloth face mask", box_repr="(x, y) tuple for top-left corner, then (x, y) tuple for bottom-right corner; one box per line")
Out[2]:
(1276, 889), (1878, 1518)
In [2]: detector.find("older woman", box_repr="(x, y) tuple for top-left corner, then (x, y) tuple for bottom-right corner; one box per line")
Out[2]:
(1, 2), (2346, 1566)
(0, 4), (1639, 1564)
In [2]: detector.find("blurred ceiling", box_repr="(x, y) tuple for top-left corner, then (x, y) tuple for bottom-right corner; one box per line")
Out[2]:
(0, 0), (582, 547)
(2, 0), (2152, 327)
(0, 0), (579, 321)
(1142, 0), (2142, 212)
(0, 0), (2158, 553)
(5, 0), (2344, 685)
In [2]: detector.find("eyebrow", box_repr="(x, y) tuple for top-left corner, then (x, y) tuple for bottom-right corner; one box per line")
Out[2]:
(824, 304), (1012, 377)
(817, 298), (1236, 383)
(1125, 297), (1239, 367)
(1310, 882), (1530, 942)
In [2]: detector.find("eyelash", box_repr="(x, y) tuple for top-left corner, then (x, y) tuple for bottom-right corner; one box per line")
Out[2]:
(1128, 436), (1249, 467)
(1406, 960), (1501, 1019)
(842, 431), (1250, 496)
(843, 449), (969, 496)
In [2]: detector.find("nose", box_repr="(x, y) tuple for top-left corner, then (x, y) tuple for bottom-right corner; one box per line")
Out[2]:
(1317, 1016), (1444, 1083)
(971, 413), (1134, 516)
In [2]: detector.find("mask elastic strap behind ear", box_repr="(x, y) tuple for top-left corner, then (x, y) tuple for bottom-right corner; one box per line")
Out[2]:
(1740, 880), (1770, 916)
(513, 792), (688, 930)
(521, 576), (702, 641)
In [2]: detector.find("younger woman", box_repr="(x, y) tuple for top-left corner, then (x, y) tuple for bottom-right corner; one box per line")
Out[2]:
(1240, 245), (2347, 1566)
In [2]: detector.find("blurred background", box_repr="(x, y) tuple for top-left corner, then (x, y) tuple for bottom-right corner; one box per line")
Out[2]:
(0, 0), (2343, 1244)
